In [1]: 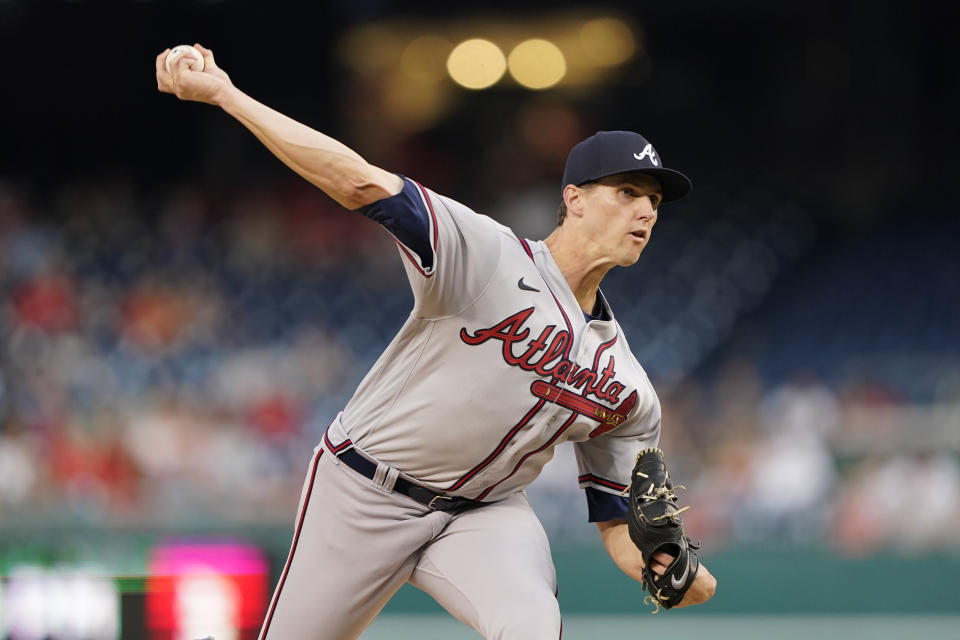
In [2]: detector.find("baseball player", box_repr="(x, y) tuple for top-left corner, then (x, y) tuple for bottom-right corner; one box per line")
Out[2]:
(157, 44), (716, 639)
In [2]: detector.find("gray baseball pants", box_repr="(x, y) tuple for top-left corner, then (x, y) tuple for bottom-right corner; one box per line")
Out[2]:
(258, 444), (562, 639)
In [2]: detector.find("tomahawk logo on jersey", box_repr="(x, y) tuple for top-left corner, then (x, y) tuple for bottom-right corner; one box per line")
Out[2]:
(346, 176), (662, 519)
(459, 308), (639, 437)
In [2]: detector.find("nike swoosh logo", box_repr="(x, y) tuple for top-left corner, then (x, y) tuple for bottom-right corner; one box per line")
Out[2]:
(670, 552), (691, 589)
(517, 277), (540, 292)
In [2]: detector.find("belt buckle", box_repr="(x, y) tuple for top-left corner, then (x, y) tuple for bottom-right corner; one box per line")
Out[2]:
(427, 494), (455, 510)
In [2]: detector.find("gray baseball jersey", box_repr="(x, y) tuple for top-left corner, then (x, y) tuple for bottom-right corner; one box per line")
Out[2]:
(341, 177), (662, 502)
(259, 177), (662, 640)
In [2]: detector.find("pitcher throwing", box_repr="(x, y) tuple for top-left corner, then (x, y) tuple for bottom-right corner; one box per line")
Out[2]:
(157, 43), (716, 640)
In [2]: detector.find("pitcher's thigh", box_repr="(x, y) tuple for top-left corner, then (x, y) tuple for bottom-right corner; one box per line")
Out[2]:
(410, 493), (561, 640)
(260, 451), (442, 640)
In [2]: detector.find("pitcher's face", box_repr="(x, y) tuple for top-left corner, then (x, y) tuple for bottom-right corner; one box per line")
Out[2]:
(579, 172), (662, 266)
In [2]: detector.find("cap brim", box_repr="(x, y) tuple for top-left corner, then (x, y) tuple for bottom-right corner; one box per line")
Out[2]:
(633, 168), (692, 203)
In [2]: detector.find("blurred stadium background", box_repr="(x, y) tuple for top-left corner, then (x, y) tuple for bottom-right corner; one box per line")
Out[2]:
(1, 0), (958, 638)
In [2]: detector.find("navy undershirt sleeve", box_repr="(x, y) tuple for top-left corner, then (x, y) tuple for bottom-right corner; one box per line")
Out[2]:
(585, 487), (630, 522)
(357, 176), (433, 269)
(582, 305), (609, 323)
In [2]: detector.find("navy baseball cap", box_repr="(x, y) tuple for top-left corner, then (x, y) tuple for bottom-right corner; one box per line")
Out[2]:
(561, 131), (692, 202)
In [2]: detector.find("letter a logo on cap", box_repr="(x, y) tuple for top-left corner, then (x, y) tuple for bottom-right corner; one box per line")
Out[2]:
(633, 143), (659, 166)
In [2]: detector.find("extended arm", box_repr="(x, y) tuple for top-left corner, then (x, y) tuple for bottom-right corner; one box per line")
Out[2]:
(155, 44), (402, 210)
(597, 519), (716, 608)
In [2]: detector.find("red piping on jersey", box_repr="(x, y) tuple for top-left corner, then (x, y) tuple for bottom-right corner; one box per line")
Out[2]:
(578, 473), (627, 492)
(446, 399), (546, 491)
(323, 430), (353, 454)
(259, 447), (324, 640)
(395, 181), (440, 278)
(538, 292), (574, 361)
(519, 238), (535, 260)
(549, 291), (573, 359)
(476, 412), (579, 501)
(457, 237), (582, 498)
(414, 181), (439, 253)
(519, 239), (573, 357)
(395, 241), (433, 278)
(447, 240), (571, 492)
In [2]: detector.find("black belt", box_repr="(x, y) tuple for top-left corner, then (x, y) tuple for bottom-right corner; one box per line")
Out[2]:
(336, 447), (485, 513)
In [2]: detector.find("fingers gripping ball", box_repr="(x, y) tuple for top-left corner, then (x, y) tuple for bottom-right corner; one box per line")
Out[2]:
(627, 447), (700, 613)
(165, 45), (205, 74)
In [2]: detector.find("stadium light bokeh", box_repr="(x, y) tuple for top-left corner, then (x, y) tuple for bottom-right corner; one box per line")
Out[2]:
(336, 12), (640, 129)
(447, 38), (507, 90)
(507, 39), (567, 89)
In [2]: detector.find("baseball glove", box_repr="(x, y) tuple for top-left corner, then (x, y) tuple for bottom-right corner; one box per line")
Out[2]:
(626, 447), (700, 613)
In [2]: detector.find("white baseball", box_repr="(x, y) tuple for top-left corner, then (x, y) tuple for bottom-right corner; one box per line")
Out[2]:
(165, 45), (205, 74)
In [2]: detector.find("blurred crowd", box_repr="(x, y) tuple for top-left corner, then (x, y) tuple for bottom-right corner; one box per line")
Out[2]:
(661, 365), (960, 554)
(0, 175), (958, 555)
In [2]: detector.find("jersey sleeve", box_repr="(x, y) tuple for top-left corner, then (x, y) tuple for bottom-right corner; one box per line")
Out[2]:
(357, 176), (502, 318)
(574, 392), (662, 523)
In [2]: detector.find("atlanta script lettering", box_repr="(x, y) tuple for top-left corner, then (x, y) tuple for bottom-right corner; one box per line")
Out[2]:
(459, 307), (625, 404)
